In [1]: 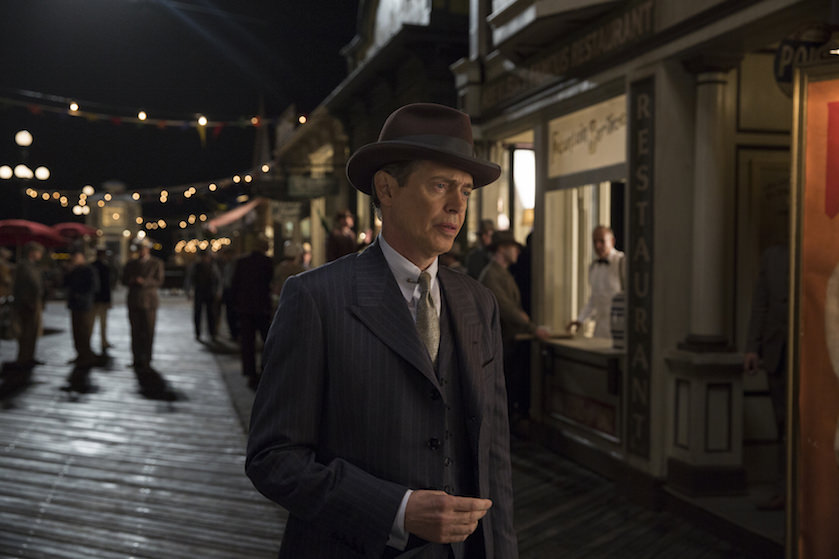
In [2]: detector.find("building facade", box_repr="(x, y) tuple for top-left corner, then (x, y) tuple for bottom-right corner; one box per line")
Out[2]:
(452, 0), (831, 551)
(268, 0), (834, 553)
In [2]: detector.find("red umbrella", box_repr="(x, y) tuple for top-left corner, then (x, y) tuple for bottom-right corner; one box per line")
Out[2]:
(0, 219), (66, 247)
(51, 222), (99, 240)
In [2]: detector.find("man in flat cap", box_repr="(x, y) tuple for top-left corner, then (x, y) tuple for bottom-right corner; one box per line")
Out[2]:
(247, 103), (518, 558)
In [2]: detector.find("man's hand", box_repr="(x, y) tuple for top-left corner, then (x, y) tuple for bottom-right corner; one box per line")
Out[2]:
(534, 326), (551, 341)
(743, 352), (760, 375)
(404, 490), (492, 544)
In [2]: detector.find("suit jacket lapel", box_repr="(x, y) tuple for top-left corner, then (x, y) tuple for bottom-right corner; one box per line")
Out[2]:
(438, 267), (485, 427)
(349, 242), (439, 388)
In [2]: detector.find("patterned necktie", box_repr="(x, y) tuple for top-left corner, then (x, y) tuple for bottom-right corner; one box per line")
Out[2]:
(416, 271), (440, 362)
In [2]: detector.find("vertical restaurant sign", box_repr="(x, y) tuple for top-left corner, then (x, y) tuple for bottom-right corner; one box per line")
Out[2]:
(795, 70), (839, 559)
(627, 78), (654, 459)
(548, 95), (627, 178)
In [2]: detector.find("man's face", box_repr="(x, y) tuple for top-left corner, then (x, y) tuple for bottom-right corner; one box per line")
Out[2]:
(592, 228), (614, 259)
(499, 243), (520, 266)
(480, 229), (493, 247)
(379, 160), (473, 268)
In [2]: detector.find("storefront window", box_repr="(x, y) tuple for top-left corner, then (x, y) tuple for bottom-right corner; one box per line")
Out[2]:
(511, 147), (535, 244)
(543, 181), (616, 335)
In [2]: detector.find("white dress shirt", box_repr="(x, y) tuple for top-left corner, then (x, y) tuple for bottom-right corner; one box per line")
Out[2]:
(577, 248), (625, 338)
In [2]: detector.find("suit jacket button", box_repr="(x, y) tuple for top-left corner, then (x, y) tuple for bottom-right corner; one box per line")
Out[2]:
(427, 437), (441, 450)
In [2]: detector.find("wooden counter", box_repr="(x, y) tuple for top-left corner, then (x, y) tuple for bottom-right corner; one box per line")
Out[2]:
(538, 337), (626, 448)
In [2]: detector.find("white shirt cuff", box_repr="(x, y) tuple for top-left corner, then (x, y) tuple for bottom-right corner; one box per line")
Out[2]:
(387, 489), (413, 550)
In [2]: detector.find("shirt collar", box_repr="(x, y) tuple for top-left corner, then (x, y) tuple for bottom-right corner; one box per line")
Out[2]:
(378, 234), (439, 309)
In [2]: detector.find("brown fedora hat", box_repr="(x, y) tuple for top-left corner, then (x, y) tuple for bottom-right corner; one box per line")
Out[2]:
(346, 103), (501, 194)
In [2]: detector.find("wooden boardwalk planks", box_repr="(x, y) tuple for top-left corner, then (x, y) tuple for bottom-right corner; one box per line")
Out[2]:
(0, 300), (283, 559)
(1, 296), (763, 558)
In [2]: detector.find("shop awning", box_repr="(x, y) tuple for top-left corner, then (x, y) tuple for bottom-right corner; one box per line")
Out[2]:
(205, 197), (265, 234)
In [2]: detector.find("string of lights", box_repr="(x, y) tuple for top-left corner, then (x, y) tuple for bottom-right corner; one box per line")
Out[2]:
(19, 161), (275, 215)
(0, 89), (291, 129)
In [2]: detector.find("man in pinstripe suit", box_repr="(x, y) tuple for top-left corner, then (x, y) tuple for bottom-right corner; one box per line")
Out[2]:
(246, 103), (518, 558)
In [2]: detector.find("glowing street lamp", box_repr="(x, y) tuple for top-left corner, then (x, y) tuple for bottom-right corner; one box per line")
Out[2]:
(1, 130), (50, 218)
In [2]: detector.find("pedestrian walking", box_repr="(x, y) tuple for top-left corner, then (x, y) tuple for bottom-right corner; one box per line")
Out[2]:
(219, 246), (240, 340)
(91, 248), (115, 354)
(0, 247), (15, 343)
(64, 250), (99, 369)
(121, 239), (176, 400)
(744, 242), (789, 510)
(271, 240), (304, 302)
(231, 237), (273, 388)
(326, 209), (357, 261)
(247, 103), (518, 558)
(185, 249), (222, 341)
(9, 242), (44, 371)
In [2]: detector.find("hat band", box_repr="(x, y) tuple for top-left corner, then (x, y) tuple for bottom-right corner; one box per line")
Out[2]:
(391, 134), (474, 157)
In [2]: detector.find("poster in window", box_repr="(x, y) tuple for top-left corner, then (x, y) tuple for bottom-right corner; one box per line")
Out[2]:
(791, 61), (839, 559)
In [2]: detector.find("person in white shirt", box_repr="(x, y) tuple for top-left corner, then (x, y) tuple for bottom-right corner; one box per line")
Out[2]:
(567, 225), (625, 339)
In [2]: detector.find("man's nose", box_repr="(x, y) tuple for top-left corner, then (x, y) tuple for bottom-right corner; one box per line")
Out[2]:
(447, 190), (467, 212)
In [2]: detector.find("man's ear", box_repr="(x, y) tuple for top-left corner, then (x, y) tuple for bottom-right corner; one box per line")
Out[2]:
(373, 170), (395, 207)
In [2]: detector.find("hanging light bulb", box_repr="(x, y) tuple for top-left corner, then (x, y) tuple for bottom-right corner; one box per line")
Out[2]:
(138, 110), (148, 121)
(14, 130), (33, 147)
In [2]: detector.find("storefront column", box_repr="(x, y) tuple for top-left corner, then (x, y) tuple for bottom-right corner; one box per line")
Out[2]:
(687, 71), (730, 345)
(665, 58), (745, 496)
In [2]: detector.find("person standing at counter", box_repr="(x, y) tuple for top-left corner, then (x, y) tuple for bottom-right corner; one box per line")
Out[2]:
(479, 229), (550, 420)
(567, 225), (625, 339)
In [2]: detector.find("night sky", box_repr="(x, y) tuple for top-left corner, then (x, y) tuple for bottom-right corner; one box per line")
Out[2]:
(0, 0), (360, 221)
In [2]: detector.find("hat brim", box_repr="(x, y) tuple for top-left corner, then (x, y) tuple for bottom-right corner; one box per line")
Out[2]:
(346, 141), (501, 195)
